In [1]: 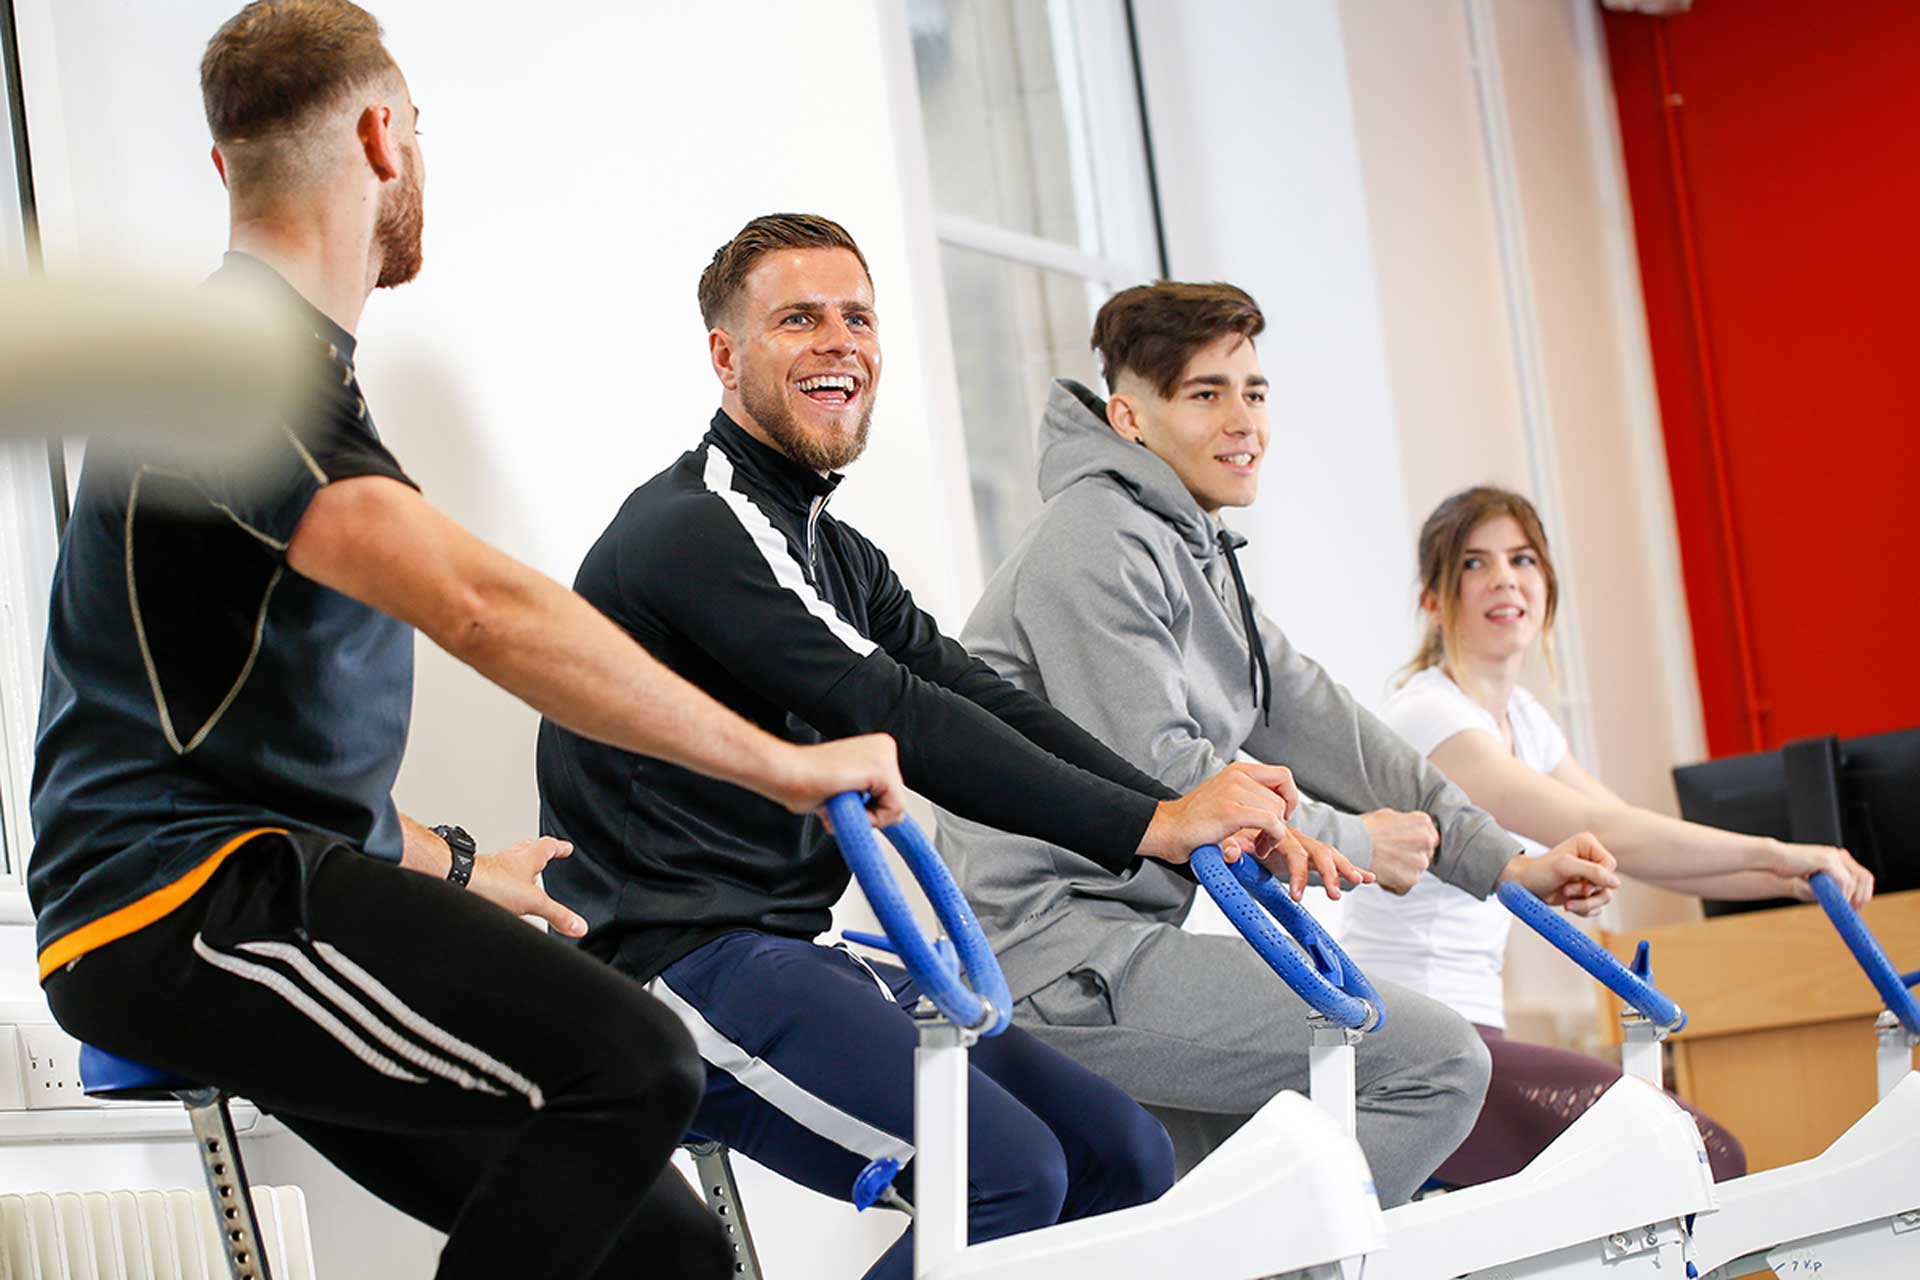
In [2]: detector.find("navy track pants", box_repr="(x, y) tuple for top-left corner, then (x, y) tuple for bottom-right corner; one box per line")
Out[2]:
(652, 931), (1175, 1280)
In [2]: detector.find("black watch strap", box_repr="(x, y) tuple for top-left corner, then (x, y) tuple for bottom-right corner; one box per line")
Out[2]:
(432, 824), (476, 888)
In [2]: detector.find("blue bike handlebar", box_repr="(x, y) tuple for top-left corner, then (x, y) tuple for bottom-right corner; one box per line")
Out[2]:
(826, 793), (1012, 1036)
(1809, 871), (1920, 1037)
(1496, 881), (1687, 1033)
(1190, 846), (1383, 1031)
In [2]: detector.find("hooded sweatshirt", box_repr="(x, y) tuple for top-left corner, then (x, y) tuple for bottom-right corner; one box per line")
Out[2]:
(936, 380), (1521, 1001)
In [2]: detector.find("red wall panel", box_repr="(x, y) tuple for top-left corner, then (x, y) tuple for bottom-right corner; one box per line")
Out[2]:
(1605, 0), (1920, 756)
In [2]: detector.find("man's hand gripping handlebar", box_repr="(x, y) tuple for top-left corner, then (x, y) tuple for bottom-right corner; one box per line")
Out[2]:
(777, 733), (908, 830)
(1499, 831), (1622, 918)
(1144, 762), (1374, 901)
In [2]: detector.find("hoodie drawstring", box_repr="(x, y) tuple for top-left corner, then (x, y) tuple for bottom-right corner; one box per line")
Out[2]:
(1216, 529), (1272, 726)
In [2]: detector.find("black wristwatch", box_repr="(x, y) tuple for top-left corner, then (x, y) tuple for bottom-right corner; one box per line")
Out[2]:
(432, 824), (476, 889)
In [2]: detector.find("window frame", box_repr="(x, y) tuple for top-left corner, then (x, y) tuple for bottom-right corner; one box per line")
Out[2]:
(0, 445), (56, 917)
(916, 0), (1167, 577)
(0, 0), (65, 921)
(926, 0), (1162, 293)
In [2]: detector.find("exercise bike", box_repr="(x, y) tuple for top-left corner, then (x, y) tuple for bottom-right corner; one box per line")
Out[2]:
(1685, 870), (1920, 1279)
(822, 793), (1388, 1280)
(1185, 848), (1718, 1280)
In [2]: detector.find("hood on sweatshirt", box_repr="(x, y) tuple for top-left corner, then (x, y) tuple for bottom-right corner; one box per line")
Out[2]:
(1036, 378), (1222, 562)
(1034, 378), (1272, 722)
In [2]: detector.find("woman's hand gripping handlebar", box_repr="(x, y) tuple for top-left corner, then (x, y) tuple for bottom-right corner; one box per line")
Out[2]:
(1809, 870), (1920, 1037)
(824, 792), (1013, 1037)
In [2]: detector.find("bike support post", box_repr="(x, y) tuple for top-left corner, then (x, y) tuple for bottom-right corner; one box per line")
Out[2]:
(1876, 1011), (1915, 1102)
(1621, 1013), (1663, 1089)
(915, 1002), (975, 1278)
(1308, 1014), (1361, 1141)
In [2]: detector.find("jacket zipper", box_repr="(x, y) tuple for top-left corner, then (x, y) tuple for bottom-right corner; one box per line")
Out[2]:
(805, 494), (828, 576)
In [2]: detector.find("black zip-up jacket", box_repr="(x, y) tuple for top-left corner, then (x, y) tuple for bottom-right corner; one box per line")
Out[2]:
(536, 411), (1178, 982)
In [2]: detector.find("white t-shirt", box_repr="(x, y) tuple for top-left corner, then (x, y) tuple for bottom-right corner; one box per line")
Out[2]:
(1340, 667), (1569, 1028)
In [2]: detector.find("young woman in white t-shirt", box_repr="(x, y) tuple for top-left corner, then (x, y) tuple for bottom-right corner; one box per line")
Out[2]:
(1342, 485), (1874, 1185)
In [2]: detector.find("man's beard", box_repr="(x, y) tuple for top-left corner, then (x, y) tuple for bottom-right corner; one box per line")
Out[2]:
(374, 143), (424, 289)
(740, 372), (873, 472)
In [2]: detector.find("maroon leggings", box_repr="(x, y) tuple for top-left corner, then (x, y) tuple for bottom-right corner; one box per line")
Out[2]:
(1436, 1025), (1747, 1186)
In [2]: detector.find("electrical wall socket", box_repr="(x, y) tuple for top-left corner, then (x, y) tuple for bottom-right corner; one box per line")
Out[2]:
(17, 1021), (103, 1110)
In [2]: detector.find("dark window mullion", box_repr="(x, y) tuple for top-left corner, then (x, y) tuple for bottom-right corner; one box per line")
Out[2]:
(1121, 0), (1169, 279)
(0, 0), (67, 538)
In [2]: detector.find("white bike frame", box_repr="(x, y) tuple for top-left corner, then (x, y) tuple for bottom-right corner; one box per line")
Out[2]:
(909, 997), (1386, 1280)
(1687, 1013), (1920, 1280)
(824, 805), (1388, 1280)
(1327, 1004), (1716, 1280)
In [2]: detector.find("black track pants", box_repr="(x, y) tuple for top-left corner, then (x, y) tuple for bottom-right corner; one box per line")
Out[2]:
(44, 830), (730, 1280)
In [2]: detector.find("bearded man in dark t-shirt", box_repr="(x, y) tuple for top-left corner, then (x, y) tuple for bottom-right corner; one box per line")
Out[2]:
(30, 7), (905, 1278)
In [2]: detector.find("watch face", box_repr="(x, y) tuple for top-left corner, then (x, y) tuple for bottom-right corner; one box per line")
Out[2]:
(436, 824), (477, 855)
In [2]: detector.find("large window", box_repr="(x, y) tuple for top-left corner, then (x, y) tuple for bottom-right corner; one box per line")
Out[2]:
(910, 0), (1162, 573)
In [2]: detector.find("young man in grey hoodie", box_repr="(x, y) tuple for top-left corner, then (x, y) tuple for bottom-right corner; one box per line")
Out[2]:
(935, 281), (1620, 1204)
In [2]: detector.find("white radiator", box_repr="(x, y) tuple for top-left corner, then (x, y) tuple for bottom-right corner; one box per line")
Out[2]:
(0, 1186), (315, 1280)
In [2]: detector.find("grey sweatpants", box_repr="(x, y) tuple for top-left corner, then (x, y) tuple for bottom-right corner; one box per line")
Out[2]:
(1013, 923), (1491, 1207)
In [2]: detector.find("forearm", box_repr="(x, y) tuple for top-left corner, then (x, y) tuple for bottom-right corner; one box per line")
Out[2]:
(1583, 803), (1774, 883)
(974, 637), (1235, 797)
(288, 479), (808, 811)
(397, 813), (590, 936)
(925, 736), (1160, 871)
(958, 674), (1179, 800)
(1246, 636), (1430, 820)
(398, 813), (453, 877)
(818, 661), (1158, 872)
(880, 592), (1175, 801)
(1641, 868), (1796, 900)
(1252, 698), (1509, 893)
(443, 559), (795, 802)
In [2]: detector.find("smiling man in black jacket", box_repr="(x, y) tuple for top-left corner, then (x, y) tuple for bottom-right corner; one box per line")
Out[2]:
(535, 214), (1356, 1279)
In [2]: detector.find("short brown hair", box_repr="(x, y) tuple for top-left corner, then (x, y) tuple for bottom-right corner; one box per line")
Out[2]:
(1402, 485), (1561, 684)
(697, 214), (871, 329)
(201, 0), (399, 142)
(1090, 281), (1265, 398)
